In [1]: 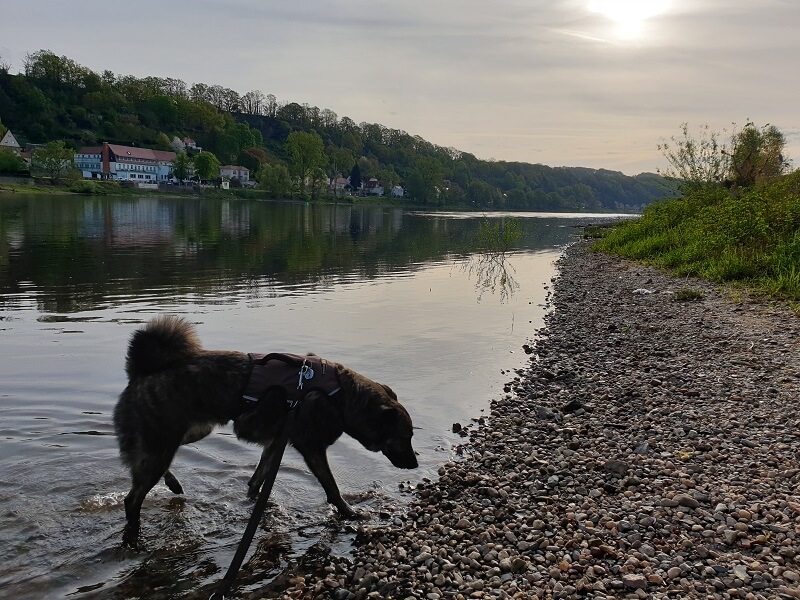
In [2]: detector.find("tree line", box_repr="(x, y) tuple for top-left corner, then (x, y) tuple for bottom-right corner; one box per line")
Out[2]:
(0, 49), (672, 210)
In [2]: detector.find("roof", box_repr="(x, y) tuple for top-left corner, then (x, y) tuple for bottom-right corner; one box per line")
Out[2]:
(152, 150), (177, 161)
(0, 130), (21, 149)
(106, 144), (176, 162)
(77, 146), (104, 155)
(220, 165), (249, 172)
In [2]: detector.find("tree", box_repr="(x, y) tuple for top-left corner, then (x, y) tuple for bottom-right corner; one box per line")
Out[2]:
(729, 121), (789, 188)
(238, 147), (269, 173)
(658, 121), (790, 192)
(326, 146), (355, 194)
(255, 163), (292, 197)
(657, 123), (729, 191)
(350, 163), (362, 191)
(286, 131), (326, 196)
(0, 151), (28, 174)
(406, 157), (443, 204)
(30, 141), (75, 182)
(154, 132), (172, 151)
(172, 152), (191, 182)
(193, 151), (220, 181)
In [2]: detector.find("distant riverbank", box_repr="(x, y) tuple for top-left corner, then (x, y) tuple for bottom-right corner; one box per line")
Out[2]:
(285, 240), (800, 600)
(0, 176), (640, 214)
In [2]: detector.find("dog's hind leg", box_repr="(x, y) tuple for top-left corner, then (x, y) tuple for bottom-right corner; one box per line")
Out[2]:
(122, 450), (178, 549)
(297, 447), (360, 519)
(247, 439), (277, 498)
(163, 470), (183, 494)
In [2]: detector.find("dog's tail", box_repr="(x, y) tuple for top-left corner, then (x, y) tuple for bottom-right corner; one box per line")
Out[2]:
(125, 315), (201, 379)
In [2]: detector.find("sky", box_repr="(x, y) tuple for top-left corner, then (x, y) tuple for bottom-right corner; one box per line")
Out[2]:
(1, 0), (798, 175)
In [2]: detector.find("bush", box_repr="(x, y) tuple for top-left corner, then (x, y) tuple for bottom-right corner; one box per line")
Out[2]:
(68, 179), (119, 195)
(0, 151), (28, 174)
(595, 170), (800, 300)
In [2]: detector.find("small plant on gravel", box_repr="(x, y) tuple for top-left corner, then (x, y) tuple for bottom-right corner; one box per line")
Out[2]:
(674, 288), (704, 301)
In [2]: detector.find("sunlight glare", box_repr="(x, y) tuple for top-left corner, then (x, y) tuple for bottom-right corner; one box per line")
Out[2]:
(588, 0), (670, 39)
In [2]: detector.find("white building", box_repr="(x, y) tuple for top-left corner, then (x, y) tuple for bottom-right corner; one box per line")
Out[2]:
(220, 165), (250, 182)
(76, 143), (177, 182)
(363, 178), (383, 196)
(0, 130), (22, 154)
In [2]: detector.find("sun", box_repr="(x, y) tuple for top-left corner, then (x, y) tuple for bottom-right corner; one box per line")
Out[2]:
(588, 0), (671, 39)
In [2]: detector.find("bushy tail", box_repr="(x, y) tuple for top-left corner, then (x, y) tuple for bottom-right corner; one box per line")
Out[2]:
(125, 315), (201, 379)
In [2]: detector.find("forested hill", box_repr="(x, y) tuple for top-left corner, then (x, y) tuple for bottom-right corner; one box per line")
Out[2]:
(0, 50), (673, 210)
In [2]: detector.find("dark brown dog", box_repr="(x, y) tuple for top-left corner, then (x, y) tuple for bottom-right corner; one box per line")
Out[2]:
(113, 316), (417, 548)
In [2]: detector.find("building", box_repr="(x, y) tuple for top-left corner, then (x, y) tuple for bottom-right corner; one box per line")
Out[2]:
(391, 185), (404, 198)
(0, 130), (22, 155)
(330, 176), (350, 192)
(183, 137), (201, 151)
(220, 165), (250, 182)
(76, 143), (177, 182)
(363, 178), (383, 196)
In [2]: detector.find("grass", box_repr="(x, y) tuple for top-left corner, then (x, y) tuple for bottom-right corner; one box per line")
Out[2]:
(594, 170), (800, 302)
(674, 288), (704, 302)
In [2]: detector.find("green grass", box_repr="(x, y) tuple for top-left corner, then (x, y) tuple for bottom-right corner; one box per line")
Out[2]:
(674, 288), (704, 302)
(595, 170), (800, 301)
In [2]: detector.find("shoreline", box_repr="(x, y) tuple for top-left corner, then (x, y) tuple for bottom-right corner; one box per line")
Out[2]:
(290, 240), (800, 599)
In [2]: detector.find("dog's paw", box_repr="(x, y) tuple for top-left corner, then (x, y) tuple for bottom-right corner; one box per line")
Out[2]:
(338, 506), (368, 520)
(164, 471), (184, 495)
(121, 533), (143, 552)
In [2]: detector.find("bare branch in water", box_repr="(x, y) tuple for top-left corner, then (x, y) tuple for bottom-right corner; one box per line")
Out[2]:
(462, 217), (523, 303)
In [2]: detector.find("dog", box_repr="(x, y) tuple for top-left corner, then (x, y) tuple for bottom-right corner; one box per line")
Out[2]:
(113, 315), (418, 548)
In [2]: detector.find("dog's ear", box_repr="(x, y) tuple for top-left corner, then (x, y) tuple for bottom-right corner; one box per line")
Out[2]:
(379, 384), (398, 400)
(378, 404), (397, 432)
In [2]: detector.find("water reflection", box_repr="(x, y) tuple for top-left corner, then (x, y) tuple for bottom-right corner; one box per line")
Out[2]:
(464, 252), (519, 303)
(0, 196), (585, 312)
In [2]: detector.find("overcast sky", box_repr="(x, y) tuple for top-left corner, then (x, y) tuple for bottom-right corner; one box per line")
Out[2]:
(2, 0), (798, 175)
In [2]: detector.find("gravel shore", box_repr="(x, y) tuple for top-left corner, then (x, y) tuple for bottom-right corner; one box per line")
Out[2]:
(284, 240), (800, 599)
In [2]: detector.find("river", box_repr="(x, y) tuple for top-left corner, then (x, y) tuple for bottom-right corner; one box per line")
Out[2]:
(0, 194), (625, 598)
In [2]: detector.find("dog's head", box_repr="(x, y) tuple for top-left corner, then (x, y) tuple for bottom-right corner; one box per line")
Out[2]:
(339, 369), (418, 469)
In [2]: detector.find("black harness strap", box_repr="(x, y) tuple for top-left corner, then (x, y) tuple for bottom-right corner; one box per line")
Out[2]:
(210, 353), (341, 598)
(209, 414), (292, 600)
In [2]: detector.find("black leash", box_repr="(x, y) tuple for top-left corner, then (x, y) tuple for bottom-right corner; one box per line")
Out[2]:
(209, 421), (291, 600)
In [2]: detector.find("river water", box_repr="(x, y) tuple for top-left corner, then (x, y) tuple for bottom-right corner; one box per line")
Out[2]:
(0, 195), (624, 598)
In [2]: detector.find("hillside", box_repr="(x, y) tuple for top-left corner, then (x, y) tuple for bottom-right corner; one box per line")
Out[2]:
(0, 50), (674, 210)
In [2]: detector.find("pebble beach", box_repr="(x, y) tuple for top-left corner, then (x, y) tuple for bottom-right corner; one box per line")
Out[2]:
(278, 240), (800, 599)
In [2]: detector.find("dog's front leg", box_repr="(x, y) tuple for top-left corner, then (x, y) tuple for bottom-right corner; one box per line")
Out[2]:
(299, 447), (361, 519)
(247, 438), (276, 498)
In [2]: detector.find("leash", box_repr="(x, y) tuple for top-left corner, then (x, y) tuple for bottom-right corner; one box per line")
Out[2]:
(209, 418), (292, 600)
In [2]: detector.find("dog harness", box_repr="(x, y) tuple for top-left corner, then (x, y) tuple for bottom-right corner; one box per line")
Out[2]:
(238, 353), (341, 415)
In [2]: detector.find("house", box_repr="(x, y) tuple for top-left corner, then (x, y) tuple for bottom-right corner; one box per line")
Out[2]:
(183, 137), (201, 151)
(75, 142), (177, 182)
(328, 176), (350, 192)
(391, 185), (404, 198)
(363, 178), (383, 196)
(0, 130), (22, 155)
(220, 165), (250, 182)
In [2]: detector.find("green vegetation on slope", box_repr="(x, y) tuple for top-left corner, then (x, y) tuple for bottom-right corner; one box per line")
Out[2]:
(0, 49), (672, 210)
(594, 170), (800, 300)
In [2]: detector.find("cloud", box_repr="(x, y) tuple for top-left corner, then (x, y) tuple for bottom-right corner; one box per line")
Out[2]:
(1, 0), (798, 174)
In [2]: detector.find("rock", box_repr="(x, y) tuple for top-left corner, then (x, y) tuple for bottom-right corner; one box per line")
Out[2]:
(622, 574), (647, 589)
(603, 459), (629, 477)
(675, 494), (701, 509)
